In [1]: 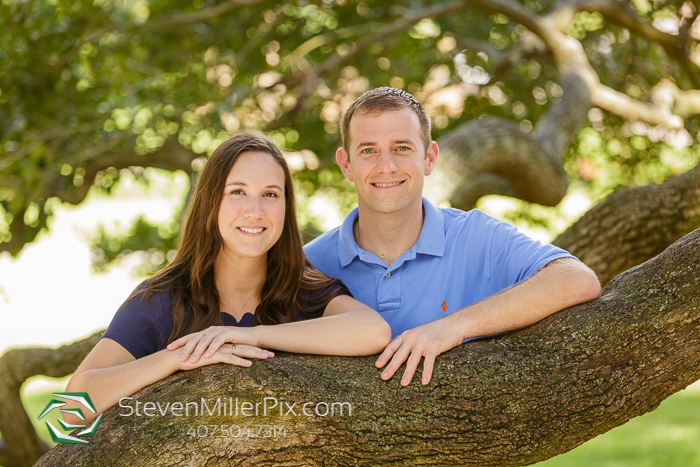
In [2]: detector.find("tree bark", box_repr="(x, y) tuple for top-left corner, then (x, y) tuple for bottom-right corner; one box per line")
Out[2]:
(554, 161), (700, 286)
(35, 228), (700, 466)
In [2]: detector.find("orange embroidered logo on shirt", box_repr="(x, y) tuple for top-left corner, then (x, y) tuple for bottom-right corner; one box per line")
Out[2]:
(442, 300), (447, 313)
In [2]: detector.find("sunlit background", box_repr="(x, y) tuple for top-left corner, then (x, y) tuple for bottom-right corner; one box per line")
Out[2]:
(2, 0), (700, 465)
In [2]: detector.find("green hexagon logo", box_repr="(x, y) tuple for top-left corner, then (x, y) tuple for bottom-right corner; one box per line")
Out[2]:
(37, 392), (103, 444)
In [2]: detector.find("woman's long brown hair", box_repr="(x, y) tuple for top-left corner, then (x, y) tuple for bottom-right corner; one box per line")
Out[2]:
(135, 133), (346, 344)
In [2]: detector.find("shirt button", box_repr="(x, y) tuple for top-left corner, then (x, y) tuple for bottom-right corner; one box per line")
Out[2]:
(385, 272), (391, 278)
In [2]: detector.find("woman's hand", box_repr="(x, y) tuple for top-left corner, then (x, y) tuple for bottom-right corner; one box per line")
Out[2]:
(166, 326), (272, 367)
(174, 343), (269, 371)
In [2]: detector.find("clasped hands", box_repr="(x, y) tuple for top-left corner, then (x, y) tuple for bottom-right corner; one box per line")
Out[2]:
(166, 326), (274, 371)
(168, 317), (461, 386)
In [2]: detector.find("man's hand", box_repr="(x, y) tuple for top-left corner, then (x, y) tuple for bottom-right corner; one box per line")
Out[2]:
(375, 316), (462, 386)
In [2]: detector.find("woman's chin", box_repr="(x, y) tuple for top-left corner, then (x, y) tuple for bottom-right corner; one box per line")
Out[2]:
(222, 247), (270, 261)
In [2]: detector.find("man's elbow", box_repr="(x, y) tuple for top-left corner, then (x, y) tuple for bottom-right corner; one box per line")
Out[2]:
(576, 266), (601, 303)
(366, 312), (392, 354)
(378, 318), (392, 348)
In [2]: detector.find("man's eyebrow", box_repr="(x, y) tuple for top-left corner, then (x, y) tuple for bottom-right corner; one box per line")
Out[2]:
(224, 182), (283, 190)
(356, 140), (416, 148)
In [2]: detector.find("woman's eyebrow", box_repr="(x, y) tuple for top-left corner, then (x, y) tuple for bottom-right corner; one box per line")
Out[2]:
(224, 181), (282, 190)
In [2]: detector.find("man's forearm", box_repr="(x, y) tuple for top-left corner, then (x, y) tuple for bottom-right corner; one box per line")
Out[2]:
(449, 258), (601, 340)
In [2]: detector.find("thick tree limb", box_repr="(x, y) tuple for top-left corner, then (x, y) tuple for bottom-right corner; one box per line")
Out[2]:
(425, 73), (589, 209)
(35, 228), (700, 466)
(555, 161), (700, 286)
(0, 331), (102, 467)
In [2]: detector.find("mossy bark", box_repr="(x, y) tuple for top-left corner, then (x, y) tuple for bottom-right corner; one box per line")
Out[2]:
(35, 228), (700, 466)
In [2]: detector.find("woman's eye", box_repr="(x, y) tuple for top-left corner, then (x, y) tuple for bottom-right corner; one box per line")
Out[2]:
(263, 192), (278, 198)
(230, 189), (244, 195)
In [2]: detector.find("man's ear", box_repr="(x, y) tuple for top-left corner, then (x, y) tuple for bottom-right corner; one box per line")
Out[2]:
(424, 141), (439, 176)
(336, 147), (354, 182)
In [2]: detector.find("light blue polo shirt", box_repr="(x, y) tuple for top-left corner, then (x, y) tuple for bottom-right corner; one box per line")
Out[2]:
(304, 198), (577, 338)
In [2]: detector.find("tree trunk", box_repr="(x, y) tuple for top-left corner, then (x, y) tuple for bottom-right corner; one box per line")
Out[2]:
(35, 228), (700, 466)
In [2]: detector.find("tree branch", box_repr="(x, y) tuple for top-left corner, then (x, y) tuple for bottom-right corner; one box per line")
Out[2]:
(555, 160), (700, 286)
(42, 0), (267, 77)
(546, 0), (700, 88)
(264, 0), (471, 129)
(0, 138), (197, 256)
(425, 73), (589, 209)
(34, 228), (700, 465)
(139, 0), (267, 33)
(468, 0), (692, 128)
(0, 331), (102, 467)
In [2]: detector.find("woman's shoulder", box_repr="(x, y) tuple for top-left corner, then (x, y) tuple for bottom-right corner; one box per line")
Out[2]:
(298, 266), (352, 310)
(102, 281), (175, 359)
(124, 281), (174, 312)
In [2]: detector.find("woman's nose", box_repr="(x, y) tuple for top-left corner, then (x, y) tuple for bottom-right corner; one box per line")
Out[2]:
(242, 197), (264, 219)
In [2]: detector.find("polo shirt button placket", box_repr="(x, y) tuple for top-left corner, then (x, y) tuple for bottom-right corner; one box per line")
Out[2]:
(385, 272), (391, 278)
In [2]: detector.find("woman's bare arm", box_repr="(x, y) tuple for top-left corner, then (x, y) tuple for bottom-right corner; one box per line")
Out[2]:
(63, 338), (271, 423)
(171, 296), (392, 363)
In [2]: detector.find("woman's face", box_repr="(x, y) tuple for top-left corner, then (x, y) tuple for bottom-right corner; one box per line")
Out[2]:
(217, 151), (286, 261)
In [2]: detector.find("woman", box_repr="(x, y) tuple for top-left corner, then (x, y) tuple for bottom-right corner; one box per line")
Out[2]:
(65, 133), (391, 423)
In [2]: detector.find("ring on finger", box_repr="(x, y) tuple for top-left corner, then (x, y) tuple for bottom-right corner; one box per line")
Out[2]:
(204, 331), (215, 339)
(231, 344), (236, 356)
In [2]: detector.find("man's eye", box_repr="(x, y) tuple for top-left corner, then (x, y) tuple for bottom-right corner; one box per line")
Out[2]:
(361, 148), (375, 154)
(396, 146), (410, 152)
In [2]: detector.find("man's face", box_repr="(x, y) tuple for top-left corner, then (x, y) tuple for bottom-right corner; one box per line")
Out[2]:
(337, 107), (438, 217)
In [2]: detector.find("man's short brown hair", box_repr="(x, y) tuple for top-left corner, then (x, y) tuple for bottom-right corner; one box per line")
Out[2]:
(340, 87), (431, 153)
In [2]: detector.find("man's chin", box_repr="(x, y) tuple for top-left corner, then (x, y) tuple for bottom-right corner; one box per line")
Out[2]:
(362, 199), (414, 215)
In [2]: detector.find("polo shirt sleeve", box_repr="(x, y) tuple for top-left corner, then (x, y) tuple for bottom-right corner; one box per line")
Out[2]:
(102, 285), (171, 360)
(486, 217), (577, 294)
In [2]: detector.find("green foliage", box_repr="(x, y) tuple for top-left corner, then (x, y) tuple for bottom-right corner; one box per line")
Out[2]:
(1, 0), (697, 265)
(90, 214), (180, 275)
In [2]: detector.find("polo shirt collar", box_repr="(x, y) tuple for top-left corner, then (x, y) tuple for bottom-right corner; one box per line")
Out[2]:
(338, 207), (361, 266)
(337, 198), (445, 267)
(416, 197), (445, 257)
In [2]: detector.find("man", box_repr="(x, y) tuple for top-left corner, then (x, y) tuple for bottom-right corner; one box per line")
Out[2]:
(304, 87), (601, 386)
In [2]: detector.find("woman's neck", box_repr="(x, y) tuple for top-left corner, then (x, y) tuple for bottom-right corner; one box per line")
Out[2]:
(213, 251), (267, 319)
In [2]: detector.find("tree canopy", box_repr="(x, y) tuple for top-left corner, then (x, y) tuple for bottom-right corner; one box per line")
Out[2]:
(2, 0), (699, 265)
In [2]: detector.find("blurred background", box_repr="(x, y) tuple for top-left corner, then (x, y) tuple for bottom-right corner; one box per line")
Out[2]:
(1, 0), (700, 465)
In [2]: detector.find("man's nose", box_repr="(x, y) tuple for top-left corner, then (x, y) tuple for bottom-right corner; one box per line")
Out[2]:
(242, 197), (265, 219)
(376, 149), (398, 173)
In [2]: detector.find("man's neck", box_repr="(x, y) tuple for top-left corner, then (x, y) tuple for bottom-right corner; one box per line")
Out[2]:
(353, 198), (424, 266)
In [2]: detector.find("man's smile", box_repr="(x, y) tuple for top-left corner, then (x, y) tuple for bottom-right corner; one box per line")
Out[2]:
(371, 181), (405, 188)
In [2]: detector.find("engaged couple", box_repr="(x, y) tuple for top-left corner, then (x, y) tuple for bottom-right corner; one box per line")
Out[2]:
(64, 86), (600, 423)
